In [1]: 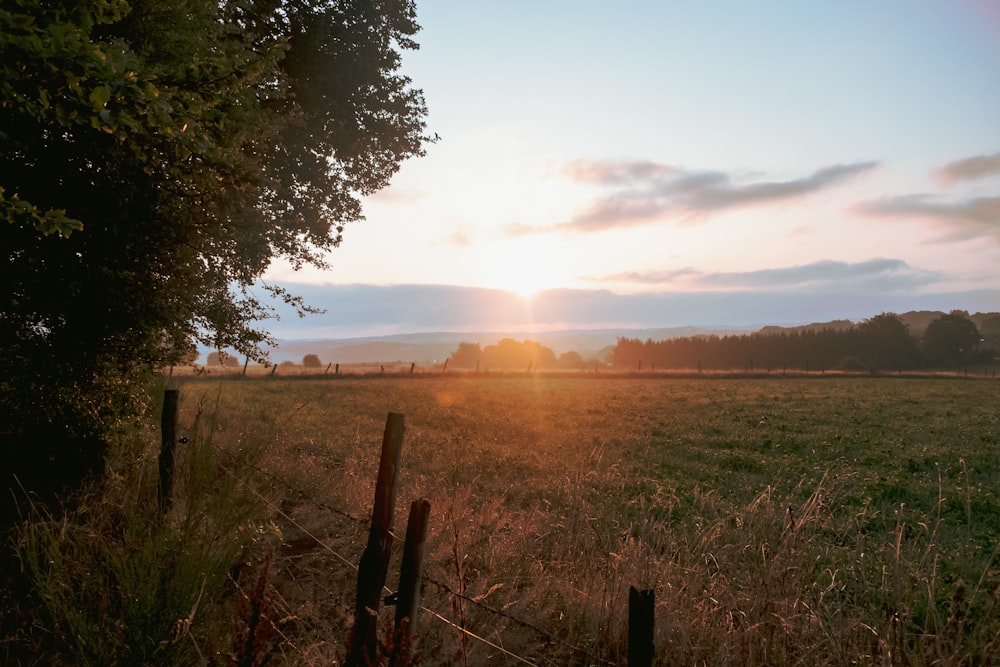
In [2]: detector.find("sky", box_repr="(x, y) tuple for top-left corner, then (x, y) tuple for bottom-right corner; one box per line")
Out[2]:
(263, 0), (1000, 339)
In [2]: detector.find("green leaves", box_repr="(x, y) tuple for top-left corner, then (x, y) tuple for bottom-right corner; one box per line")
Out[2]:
(1, 0), (429, 463)
(1, 187), (83, 236)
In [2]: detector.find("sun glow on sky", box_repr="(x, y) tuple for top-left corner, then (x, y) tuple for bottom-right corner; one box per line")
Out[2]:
(490, 248), (566, 300)
(263, 0), (1000, 336)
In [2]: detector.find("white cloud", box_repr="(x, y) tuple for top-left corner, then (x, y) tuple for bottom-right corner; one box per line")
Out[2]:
(529, 160), (880, 233)
(592, 259), (941, 291)
(857, 195), (1000, 242)
(937, 152), (1000, 184)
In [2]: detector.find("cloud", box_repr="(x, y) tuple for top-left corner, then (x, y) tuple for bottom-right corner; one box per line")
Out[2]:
(937, 152), (1000, 184)
(857, 195), (1000, 242)
(563, 160), (680, 185)
(593, 259), (941, 292)
(546, 160), (879, 233)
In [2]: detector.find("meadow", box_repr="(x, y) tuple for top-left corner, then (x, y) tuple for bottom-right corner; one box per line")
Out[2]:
(6, 374), (999, 665)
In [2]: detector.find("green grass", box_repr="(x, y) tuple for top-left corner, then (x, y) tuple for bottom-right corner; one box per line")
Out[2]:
(5, 375), (1000, 665)
(1, 381), (281, 666)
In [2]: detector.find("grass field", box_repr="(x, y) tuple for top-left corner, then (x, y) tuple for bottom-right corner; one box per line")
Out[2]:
(165, 374), (999, 665)
(6, 375), (998, 665)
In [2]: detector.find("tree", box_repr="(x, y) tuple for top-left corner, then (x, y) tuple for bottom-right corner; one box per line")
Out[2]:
(302, 353), (321, 368)
(976, 314), (1000, 353)
(449, 342), (482, 368)
(855, 312), (919, 372)
(207, 351), (240, 367)
(1, 0), (429, 487)
(923, 312), (981, 367)
(557, 350), (584, 369)
(481, 339), (557, 370)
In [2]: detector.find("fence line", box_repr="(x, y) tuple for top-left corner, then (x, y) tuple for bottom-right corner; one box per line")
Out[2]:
(420, 575), (614, 665)
(418, 604), (539, 666)
(223, 451), (616, 664)
(214, 455), (548, 666)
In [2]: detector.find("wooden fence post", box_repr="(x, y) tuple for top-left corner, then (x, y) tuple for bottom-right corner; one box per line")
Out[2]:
(390, 498), (431, 667)
(628, 586), (654, 667)
(158, 389), (179, 513)
(348, 412), (406, 666)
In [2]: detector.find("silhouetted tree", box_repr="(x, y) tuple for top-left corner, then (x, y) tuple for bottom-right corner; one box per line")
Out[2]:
(481, 339), (557, 369)
(856, 313), (918, 372)
(302, 354), (322, 368)
(207, 351), (240, 367)
(1, 0), (429, 487)
(976, 314), (1000, 353)
(449, 342), (482, 368)
(557, 350), (584, 369)
(923, 312), (981, 367)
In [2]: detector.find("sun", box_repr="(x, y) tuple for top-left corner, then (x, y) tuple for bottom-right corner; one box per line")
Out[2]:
(485, 241), (564, 299)
(508, 280), (542, 300)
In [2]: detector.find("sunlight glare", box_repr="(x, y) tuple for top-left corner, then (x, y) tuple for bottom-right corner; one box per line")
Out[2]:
(491, 241), (568, 300)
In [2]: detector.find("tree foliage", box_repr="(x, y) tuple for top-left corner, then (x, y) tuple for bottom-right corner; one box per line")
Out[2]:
(301, 353), (321, 368)
(855, 313), (919, 371)
(449, 339), (560, 370)
(609, 311), (991, 372)
(1, 0), (429, 480)
(448, 342), (482, 368)
(922, 312), (981, 367)
(206, 351), (241, 367)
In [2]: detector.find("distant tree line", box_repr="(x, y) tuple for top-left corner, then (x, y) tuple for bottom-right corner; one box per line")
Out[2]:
(610, 311), (997, 372)
(449, 338), (595, 370)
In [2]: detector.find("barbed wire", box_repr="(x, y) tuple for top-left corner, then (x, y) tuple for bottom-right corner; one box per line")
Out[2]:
(211, 451), (614, 666)
(215, 457), (547, 665)
(419, 575), (613, 666)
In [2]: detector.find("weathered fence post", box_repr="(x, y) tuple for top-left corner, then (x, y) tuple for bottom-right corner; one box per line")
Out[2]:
(348, 412), (406, 666)
(628, 586), (654, 667)
(325, 362), (333, 374)
(242, 357), (249, 376)
(390, 498), (431, 667)
(270, 364), (277, 377)
(158, 389), (179, 513)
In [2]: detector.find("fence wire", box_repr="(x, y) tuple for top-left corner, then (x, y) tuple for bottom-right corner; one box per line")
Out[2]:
(210, 450), (615, 666)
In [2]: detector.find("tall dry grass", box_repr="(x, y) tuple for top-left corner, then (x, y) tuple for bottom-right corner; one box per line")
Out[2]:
(4, 375), (999, 665)
(228, 376), (1000, 665)
(1, 381), (285, 666)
